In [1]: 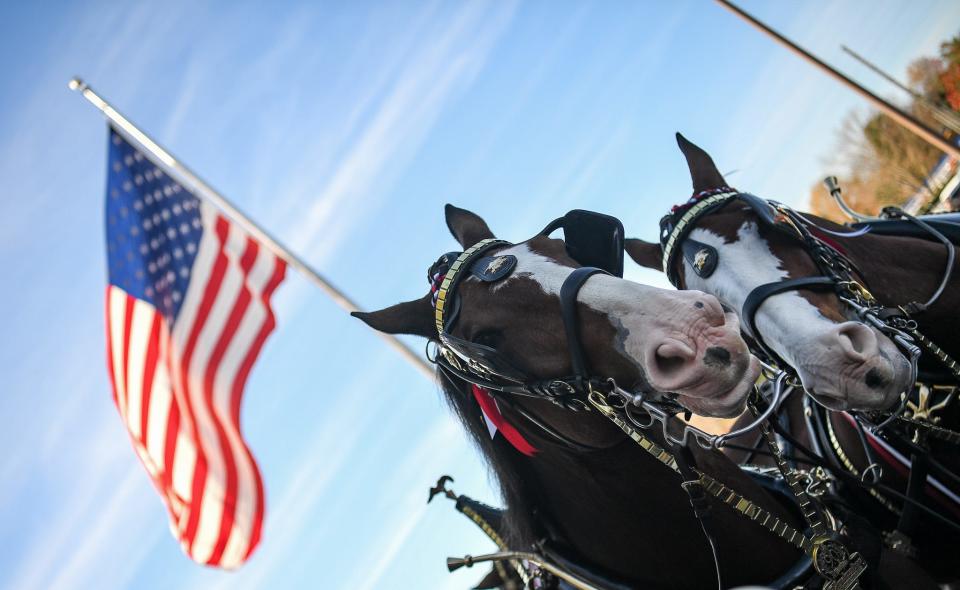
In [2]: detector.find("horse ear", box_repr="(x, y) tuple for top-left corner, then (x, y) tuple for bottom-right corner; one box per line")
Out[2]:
(676, 133), (727, 193)
(445, 204), (495, 248)
(351, 293), (436, 339)
(625, 238), (663, 270)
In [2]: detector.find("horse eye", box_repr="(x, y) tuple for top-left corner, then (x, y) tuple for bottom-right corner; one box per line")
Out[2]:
(471, 330), (501, 349)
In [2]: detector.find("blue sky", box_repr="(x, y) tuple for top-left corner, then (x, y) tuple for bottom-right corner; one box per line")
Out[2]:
(1, 1), (957, 588)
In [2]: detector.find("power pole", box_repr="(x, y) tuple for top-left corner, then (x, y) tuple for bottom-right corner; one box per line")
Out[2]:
(841, 44), (960, 135)
(715, 0), (960, 160)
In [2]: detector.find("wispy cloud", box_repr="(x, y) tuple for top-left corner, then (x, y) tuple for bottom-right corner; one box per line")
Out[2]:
(335, 415), (465, 590)
(269, 1), (518, 315)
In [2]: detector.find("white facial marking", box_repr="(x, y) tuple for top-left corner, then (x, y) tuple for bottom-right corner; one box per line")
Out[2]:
(492, 243), (657, 315)
(681, 222), (836, 368)
(491, 244), (688, 370)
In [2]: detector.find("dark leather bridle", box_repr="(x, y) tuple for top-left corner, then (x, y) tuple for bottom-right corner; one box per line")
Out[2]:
(430, 211), (628, 451)
(660, 188), (890, 372)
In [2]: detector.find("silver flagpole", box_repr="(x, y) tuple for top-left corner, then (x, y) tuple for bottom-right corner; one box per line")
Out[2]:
(69, 77), (435, 381)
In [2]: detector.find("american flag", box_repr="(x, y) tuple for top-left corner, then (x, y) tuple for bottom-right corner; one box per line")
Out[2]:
(104, 126), (286, 568)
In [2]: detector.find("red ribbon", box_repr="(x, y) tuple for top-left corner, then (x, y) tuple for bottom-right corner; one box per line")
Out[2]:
(471, 384), (538, 456)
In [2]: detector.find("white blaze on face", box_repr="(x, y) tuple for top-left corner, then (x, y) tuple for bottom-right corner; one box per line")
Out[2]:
(680, 222), (833, 369)
(493, 243), (674, 318)
(490, 243), (701, 372)
(489, 242), (760, 416)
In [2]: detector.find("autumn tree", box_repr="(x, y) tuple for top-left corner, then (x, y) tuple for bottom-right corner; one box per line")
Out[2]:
(809, 32), (960, 221)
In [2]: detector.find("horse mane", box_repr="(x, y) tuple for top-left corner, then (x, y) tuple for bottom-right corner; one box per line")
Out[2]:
(437, 369), (542, 548)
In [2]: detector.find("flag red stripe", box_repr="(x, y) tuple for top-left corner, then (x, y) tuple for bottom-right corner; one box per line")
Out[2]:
(237, 257), (286, 560)
(121, 293), (136, 419)
(162, 394), (181, 495)
(203, 237), (260, 565)
(181, 217), (232, 551)
(139, 313), (163, 446)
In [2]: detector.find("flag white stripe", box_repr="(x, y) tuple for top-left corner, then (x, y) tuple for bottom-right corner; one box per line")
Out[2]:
(124, 299), (153, 441)
(187, 222), (251, 563)
(215, 247), (276, 567)
(108, 288), (130, 420)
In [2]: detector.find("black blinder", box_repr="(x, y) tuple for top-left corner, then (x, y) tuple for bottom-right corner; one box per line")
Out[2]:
(469, 255), (518, 282)
(540, 209), (625, 277)
(681, 239), (718, 278)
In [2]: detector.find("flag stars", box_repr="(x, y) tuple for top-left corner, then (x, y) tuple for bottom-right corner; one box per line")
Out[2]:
(124, 155), (134, 166)
(123, 181), (133, 192)
(186, 242), (196, 254)
(111, 133), (121, 145)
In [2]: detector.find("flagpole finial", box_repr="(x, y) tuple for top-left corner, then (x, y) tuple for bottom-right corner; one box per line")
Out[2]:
(68, 77), (86, 91)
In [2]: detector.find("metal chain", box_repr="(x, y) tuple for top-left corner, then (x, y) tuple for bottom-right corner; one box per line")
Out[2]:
(748, 401), (829, 539)
(588, 389), (868, 589)
(588, 391), (813, 553)
(910, 329), (960, 381)
(892, 414), (960, 445)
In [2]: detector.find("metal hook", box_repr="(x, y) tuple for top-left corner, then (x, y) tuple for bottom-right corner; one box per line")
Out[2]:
(861, 463), (883, 484)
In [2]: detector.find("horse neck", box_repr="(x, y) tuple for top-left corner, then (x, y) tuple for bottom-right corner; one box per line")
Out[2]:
(830, 227), (960, 357)
(500, 406), (804, 587)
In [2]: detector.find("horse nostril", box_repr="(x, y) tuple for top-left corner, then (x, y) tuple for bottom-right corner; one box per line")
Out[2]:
(703, 346), (731, 368)
(865, 368), (888, 390)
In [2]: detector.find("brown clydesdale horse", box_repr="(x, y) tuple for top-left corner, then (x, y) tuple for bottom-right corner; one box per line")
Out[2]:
(354, 205), (936, 589)
(625, 135), (960, 583)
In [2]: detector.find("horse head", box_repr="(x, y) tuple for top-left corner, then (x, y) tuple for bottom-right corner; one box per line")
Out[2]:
(355, 204), (761, 425)
(626, 134), (913, 412)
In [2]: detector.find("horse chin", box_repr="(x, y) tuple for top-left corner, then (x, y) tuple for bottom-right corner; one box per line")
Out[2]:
(799, 351), (911, 412)
(674, 355), (760, 418)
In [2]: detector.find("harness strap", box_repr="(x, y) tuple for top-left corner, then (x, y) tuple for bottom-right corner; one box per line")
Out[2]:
(741, 277), (836, 364)
(560, 267), (608, 382)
